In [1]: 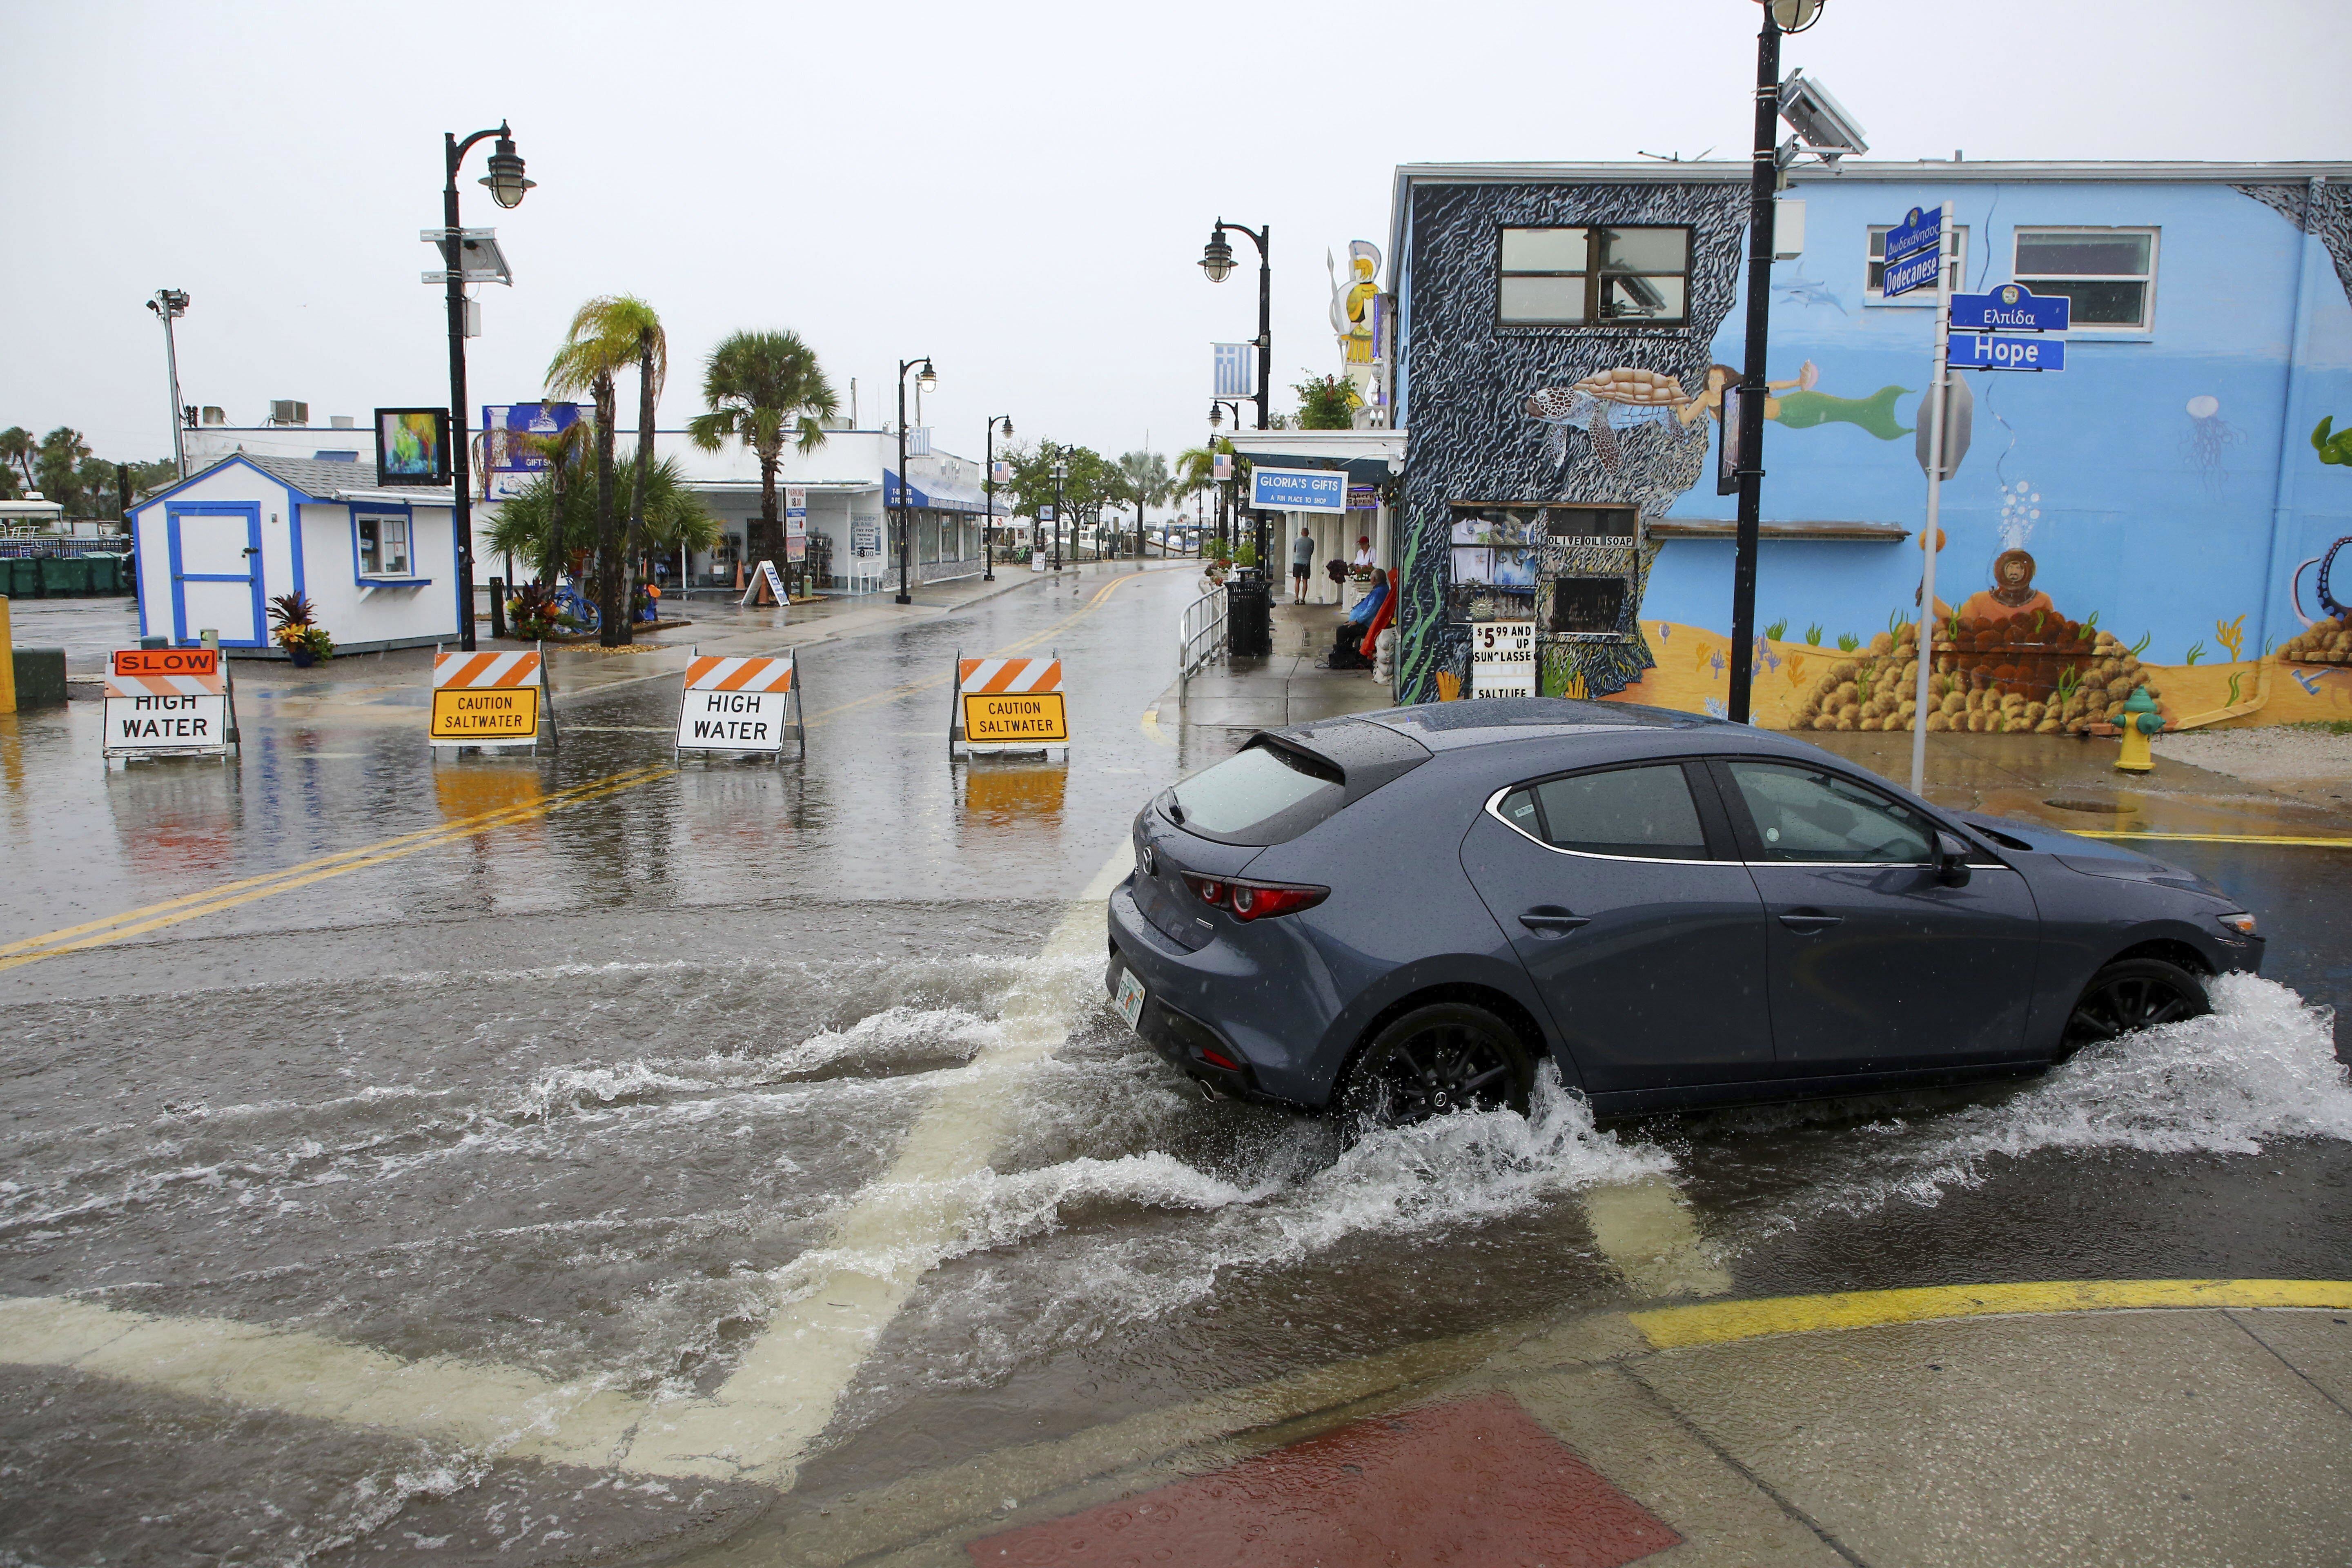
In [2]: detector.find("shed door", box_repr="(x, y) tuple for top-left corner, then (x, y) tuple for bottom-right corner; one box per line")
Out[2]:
(169, 505), (263, 646)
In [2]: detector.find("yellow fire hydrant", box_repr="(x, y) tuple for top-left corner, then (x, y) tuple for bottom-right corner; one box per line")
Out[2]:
(2114, 686), (2163, 773)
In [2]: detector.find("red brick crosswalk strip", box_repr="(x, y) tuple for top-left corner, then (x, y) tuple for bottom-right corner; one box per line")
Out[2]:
(967, 1391), (1679, 1567)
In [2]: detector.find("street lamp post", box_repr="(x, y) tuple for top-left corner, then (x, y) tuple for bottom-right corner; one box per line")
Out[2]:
(1200, 220), (1272, 571)
(145, 290), (191, 479)
(982, 414), (1012, 582)
(1051, 454), (1067, 573)
(894, 356), (936, 605)
(1727, 0), (1833, 721)
(439, 122), (532, 652)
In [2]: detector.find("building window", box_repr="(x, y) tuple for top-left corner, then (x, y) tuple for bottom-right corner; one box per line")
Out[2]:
(356, 513), (410, 576)
(2013, 228), (2157, 330)
(1498, 226), (1691, 327)
(1865, 225), (1971, 303)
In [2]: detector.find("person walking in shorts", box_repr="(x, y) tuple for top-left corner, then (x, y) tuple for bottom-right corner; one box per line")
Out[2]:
(1290, 526), (1315, 601)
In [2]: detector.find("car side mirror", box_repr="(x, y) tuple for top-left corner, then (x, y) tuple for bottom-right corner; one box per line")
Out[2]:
(1934, 831), (1973, 887)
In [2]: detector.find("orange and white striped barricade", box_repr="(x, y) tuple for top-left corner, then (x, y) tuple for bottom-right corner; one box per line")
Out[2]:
(674, 646), (803, 760)
(429, 643), (554, 754)
(951, 649), (1067, 760)
(103, 645), (236, 764)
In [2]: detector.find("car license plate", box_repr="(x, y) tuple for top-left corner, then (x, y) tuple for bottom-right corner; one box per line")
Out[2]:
(1114, 967), (1147, 1031)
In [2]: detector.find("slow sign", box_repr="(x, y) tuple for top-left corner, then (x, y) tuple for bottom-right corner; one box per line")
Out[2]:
(105, 646), (233, 761)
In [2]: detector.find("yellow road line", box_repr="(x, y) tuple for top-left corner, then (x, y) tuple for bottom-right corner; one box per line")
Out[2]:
(1629, 1278), (2352, 1350)
(2069, 829), (2352, 849)
(2, 570), (1158, 973)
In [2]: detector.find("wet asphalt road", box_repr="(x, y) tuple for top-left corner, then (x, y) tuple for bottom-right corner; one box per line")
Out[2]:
(2, 569), (2350, 1566)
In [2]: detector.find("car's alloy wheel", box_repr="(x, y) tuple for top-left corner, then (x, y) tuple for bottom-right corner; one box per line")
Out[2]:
(2060, 957), (2210, 1057)
(1340, 1002), (1533, 1127)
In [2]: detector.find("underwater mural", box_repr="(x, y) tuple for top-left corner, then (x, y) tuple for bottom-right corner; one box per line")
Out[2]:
(1392, 167), (2352, 730)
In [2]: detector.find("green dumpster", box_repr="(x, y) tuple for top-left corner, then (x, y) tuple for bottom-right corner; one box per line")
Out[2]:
(38, 558), (90, 596)
(4, 559), (35, 599)
(84, 555), (122, 594)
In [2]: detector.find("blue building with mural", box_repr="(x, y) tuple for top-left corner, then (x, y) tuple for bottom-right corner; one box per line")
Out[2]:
(1385, 160), (2352, 731)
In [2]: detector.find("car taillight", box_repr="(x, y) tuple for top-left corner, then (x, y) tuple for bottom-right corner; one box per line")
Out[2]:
(1183, 874), (1328, 922)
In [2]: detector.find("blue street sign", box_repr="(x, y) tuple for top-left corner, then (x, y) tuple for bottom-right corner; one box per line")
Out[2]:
(1950, 284), (2071, 333)
(1881, 245), (1941, 299)
(1949, 332), (2067, 372)
(1883, 207), (1941, 262)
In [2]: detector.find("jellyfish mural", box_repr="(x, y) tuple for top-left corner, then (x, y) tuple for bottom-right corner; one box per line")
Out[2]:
(2183, 394), (2242, 482)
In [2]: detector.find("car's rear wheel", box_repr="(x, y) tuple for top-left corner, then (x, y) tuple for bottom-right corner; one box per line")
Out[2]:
(2059, 957), (2209, 1058)
(1339, 1002), (1534, 1127)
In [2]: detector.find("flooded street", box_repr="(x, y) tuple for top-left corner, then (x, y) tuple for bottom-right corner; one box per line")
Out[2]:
(3, 568), (2349, 1566)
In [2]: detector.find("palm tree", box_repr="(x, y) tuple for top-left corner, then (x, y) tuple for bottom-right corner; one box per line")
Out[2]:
(519, 422), (591, 584)
(489, 452), (717, 585)
(546, 296), (660, 646)
(1174, 445), (1220, 556)
(624, 305), (667, 638)
(686, 331), (838, 587)
(1115, 450), (1171, 559)
(0, 428), (36, 494)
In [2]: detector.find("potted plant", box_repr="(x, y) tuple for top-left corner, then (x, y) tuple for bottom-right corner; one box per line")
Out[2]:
(269, 592), (334, 666)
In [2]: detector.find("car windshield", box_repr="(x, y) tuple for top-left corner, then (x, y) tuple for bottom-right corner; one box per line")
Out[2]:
(1165, 742), (1345, 844)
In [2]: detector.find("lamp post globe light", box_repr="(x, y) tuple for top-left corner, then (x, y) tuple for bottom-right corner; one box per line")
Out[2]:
(894, 356), (936, 605)
(438, 120), (530, 652)
(145, 289), (191, 479)
(1199, 219), (1272, 571)
(982, 414), (1012, 582)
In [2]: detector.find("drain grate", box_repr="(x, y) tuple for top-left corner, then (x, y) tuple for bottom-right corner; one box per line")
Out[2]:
(2045, 797), (2136, 814)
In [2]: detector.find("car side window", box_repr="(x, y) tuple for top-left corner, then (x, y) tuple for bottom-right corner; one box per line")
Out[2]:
(1724, 760), (1933, 864)
(1500, 764), (1711, 860)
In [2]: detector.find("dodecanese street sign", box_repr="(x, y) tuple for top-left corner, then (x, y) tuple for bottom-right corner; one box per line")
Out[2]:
(1250, 467), (1347, 513)
(1949, 332), (2067, 372)
(1883, 206), (1941, 262)
(1950, 283), (2071, 333)
(1882, 245), (1940, 299)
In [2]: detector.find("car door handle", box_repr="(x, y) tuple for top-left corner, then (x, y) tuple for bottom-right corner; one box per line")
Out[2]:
(1519, 906), (1590, 936)
(1778, 911), (1843, 933)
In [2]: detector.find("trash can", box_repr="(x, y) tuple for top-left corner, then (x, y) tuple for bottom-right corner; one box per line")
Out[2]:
(1226, 570), (1272, 658)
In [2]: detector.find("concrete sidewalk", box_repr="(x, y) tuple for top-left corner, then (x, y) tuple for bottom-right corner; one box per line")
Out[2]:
(700, 1281), (2352, 1566)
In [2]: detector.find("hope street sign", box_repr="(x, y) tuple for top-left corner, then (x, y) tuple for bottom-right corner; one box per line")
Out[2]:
(1950, 283), (2071, 333)
(1884, 207), (1942, 262)
(1250, 467), (1348, 513)
(1949, 332), (2067, 372)
(1881, 245), (1941, 299)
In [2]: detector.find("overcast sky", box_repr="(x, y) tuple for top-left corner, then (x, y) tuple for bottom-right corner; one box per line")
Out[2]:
(4, 0), (2346, 471)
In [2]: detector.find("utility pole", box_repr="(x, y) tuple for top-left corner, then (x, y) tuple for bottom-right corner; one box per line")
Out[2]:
(146, 290), (190, 479)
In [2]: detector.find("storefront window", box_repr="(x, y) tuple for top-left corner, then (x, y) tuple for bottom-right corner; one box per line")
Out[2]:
(356, 513), (410, 577)
(1499, 225), (1690, 327)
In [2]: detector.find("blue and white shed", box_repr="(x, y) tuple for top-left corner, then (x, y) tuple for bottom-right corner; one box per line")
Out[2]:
(127, 454), (461, 653)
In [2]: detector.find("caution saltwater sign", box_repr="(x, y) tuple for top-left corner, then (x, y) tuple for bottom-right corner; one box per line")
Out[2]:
(952, 654), (1068, 756)
(430, 684), (541, 739)
(961, 690), (1068, 743)
(430, 647), (551, 751)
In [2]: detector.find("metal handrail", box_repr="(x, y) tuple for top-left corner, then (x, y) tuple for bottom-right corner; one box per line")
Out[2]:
(1178, 584), (1228, 693)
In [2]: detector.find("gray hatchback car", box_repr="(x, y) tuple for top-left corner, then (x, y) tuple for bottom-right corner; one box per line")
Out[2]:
(1106, 699), (2265, 1123)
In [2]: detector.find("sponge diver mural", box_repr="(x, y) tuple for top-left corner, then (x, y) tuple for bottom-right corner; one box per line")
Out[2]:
(1392, 167), (2352, 729)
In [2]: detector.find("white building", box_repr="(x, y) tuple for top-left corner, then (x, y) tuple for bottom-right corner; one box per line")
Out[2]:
(181, 415), (1009, 598)
(126, 453), (459, 653)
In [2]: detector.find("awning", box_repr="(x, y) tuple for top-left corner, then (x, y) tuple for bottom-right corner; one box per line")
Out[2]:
(884, 469), (1009, 516)
(1221, 428), (1408, 488)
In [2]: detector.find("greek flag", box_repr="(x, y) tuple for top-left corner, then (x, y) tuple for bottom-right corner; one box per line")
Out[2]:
(1213, 343), (1254, 398)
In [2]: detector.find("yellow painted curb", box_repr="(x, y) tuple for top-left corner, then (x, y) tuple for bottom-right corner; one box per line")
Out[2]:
(2070, 830), (2352, 850)
(1629, 1278), (2352, 1350)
